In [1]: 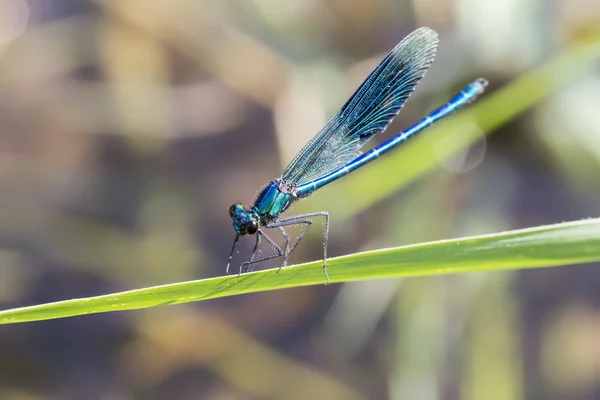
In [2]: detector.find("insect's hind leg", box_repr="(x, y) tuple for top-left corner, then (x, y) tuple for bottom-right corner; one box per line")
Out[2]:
(266, 211), (330, 284)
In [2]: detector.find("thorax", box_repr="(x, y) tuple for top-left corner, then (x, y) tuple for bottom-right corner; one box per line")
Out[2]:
(253, 179), (297, 224)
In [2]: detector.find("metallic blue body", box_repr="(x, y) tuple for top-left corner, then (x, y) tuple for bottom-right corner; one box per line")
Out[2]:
(231, 180), (297, 234)
(254, 180), (297, 223)
(228, 27), (488, 283)
(296, 78), (487, 197)
(231, 77), (486, 233)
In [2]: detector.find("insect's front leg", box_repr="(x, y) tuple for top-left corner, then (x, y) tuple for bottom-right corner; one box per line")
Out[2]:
(238, 230), (285, 275)
(226, 234), (240, 275)
(246, 231), (262, 270)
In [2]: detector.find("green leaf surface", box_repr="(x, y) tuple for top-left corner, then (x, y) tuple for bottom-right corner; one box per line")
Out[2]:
(1, 218), (599, 325)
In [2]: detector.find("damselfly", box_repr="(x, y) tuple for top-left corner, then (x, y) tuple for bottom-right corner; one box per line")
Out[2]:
(227, 27), (487, 284)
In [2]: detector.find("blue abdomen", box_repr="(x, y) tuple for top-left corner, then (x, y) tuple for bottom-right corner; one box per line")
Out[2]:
(254, 180), (296, 222)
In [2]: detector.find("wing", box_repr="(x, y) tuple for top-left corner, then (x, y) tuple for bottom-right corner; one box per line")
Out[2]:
(281, 27), (438, 185)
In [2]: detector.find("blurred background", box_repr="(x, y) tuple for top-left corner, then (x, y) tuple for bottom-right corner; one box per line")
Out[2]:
(0, 0), (599, 399)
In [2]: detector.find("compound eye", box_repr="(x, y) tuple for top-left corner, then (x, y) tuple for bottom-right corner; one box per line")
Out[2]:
(244, 220), (258, 235)
(229, 204), (238, 218)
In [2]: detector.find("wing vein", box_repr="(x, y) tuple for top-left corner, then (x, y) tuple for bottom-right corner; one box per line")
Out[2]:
(281, 27), (438, 185)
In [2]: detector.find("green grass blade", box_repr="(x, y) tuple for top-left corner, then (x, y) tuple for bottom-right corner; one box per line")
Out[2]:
(1, 218), (599, 325)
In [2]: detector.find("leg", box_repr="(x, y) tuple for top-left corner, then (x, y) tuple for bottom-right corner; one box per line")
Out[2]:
(268, 219), (312, 273)
(247, 231), (262, 270)
(238, 229), (285, 275)
(278, 226), (290, 266)
(225, 234), (240, 275)
(267, 212), (330, 284)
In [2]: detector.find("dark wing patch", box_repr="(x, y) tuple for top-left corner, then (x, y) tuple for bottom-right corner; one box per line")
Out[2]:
(282, 27), (438, 185)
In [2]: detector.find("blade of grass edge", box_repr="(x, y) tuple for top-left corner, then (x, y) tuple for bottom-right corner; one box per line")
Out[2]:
(1, 218), (599, 325)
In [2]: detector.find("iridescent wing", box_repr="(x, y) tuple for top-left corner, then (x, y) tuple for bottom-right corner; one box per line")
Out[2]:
(281, 27), (438, 185)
